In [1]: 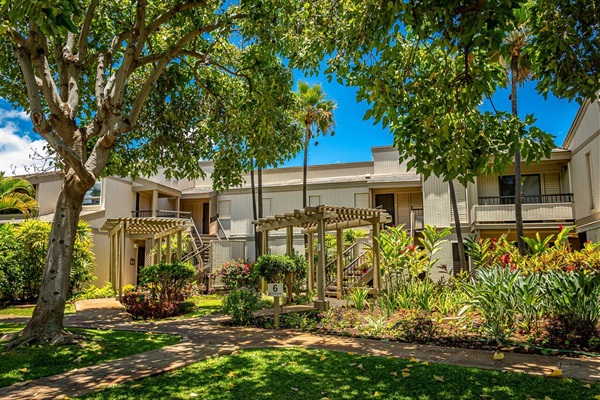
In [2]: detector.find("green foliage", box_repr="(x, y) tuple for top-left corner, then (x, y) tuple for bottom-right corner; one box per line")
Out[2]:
(70, 283), (115, 301)
(345, 286), (370, 310)
(254, 255), (296, 283)
(542, 270), (600, 341)
(210, 260), (257, 290)
(0, 172), (38, 217)
(460, 267), (520, 345)
(0, 219), (95, 302)
(139, 260), (195, 303)
(221, 287), (262, 325)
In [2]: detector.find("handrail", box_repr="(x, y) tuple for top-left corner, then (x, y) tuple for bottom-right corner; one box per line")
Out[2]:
(478, 194), (573, 206)
(131, 210), (192, 218)
(188, 217), (203, 248)
(216, 218), (229, 241)
(325, 243), (358, 286)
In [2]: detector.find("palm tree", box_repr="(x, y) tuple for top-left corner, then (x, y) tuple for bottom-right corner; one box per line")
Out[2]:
(296, 81), (336, 209)
(503, 15), (532, 255)
(0, 172), (38, 218)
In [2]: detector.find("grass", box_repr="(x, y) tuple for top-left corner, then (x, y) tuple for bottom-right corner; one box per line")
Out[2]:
(179, 294), (223, 318)
(0, 322), (180, 388)
(80, 347), (598, 400)
(0, 303), (76, 317)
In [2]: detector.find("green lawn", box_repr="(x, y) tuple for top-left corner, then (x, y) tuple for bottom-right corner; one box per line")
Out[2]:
(80, 347), (598, 400)
(0, 322), (180, 388)
(0, 303), (76, 317)
(179, 295), (223, 318)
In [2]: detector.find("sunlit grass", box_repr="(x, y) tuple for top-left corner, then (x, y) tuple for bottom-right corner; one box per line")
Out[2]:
(0, 323), (180, 388)
(0, 303), (75, 317)
(80, 347), (598, 399)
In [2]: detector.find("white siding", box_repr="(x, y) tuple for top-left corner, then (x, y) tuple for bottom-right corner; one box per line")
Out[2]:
(450, 180), (468, 224)
(36, 179), (62, 216)
(544, 173), (561, 195)
(423, 176), (452, 227)
(354, 193), (369, 208)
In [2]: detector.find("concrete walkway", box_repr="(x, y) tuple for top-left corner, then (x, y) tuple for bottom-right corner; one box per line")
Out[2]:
(1, 300), (600, 399)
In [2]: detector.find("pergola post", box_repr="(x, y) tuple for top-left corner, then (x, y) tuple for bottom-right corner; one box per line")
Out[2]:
(152, 189), (158, 217)
(315, 218), (329, 311)
(119, 223), (126, 300)
(157, 236), (163, 262)
(109, 233), (115, 292)
(176, 230), (182, 260)
(308, 232), (314, 293)
(261, 229), (269, 293)
(151, 238), (156, 264)
(286, 225), (294, 303)
(336, 228), (344, 300)
(166, 234), (172, 263)
(372, 221), (381, 294)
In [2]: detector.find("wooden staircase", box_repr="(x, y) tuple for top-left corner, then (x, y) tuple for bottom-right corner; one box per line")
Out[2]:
(325, 251), (373, 298)
(182, 220), (214, 272)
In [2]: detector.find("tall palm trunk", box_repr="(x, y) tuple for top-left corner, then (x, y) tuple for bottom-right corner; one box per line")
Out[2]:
(302, 128), (310, 209)
(511, 54), (526, 255)
(449, 181), (468, 273)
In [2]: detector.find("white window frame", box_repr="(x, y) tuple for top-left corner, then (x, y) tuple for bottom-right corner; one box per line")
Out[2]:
(83, 180), (102, 207)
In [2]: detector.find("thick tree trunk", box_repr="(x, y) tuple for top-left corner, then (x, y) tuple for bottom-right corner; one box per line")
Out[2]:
(449, 181), (468, 274)
(511, 54), (526, 255)
(20, 178), (86, 342)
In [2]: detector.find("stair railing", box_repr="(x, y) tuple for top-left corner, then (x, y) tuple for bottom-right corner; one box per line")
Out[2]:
(216, 218), (229, 240)
(327, 251), (370, 293)
(325, 243), (358, 286)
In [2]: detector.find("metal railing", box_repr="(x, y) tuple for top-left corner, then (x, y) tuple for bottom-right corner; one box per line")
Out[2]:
(340, 251), (370, 292)
(216, 218), (229, 240)
(131, 210), (192, 218)
(478, 193), (573, 206)
(325, 243), (357, 286)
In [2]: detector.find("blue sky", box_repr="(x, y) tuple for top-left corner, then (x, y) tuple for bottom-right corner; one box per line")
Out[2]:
(0, 72), (582, 174)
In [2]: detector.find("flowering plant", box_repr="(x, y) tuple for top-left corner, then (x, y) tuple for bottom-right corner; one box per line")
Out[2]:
(211, 259), (257, 289)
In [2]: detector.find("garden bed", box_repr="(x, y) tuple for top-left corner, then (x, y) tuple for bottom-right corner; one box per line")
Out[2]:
(250, 307), (600, 359)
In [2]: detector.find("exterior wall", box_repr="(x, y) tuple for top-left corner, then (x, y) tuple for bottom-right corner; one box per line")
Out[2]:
(372, 147), (411, 175)
(423, 175), (452, 227)
(564, 99), (600, 241)
(35, 179), (62, 216)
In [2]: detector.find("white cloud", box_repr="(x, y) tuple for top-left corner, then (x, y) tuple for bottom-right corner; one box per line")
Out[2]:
(0, 122), (49, 176)
(0, 108), (29, 121)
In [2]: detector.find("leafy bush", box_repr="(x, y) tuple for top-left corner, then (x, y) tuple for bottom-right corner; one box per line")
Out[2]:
(210, 259), (257, 290)
(0, 219), (95, 302)
(254, 254), (296, 282)
(139, 260), (195, 303)
(71, 282), (116, 301)
(122, 288), (178, 320)
(460, 266), (520, 345)
(542, 270), (600, 342)
(222, 287), (262, 325)
(346, 286), (370, 310)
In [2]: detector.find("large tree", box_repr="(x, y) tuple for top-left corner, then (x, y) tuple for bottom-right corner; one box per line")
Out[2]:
(257, 0), (599, 262)
(0, 0), (298, 344)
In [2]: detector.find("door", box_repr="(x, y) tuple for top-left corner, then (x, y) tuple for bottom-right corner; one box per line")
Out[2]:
(375, 194), (395, 227)
(136, 246), (145, 285)
(202, 202), (210, 234)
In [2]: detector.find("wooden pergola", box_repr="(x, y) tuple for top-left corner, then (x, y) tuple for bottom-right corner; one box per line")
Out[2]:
(252, 205), (391, 310)
(100, 217), (193, 299)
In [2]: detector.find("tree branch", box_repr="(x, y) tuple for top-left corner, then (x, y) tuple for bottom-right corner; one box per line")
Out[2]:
(146, 1), (209, 36)
(77, 1), (97, 61)
(29, 24), (64, 118)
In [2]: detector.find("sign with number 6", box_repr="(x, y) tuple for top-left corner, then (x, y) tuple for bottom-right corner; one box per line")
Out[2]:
(267, 283), (284, 297)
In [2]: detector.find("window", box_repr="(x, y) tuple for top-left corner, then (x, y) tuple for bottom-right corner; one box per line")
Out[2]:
(262, 198), (271, 216)
(354, 193), (369, 208)
(83, 181), (101, 206)
(498, 175), (541, 204)
(586, 152), (596, 210)
(217, 200), (231, 219)
(309, 195), (320, 207)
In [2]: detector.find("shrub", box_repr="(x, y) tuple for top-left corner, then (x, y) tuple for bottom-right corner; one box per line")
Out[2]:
(222, 287), (262, 325)
(122, 288), (178, 320)
(123, 284), (137, 294)
(71, 282), (116, 301)
(0, 219), (95, 302)
(139, 260), (195, 303)
(460, 266), (520, 345)
(210, 259), (257, 290)
(542, 270), (600, 342)
(254, 254), (295, 282)
(346, 286), (370, 310)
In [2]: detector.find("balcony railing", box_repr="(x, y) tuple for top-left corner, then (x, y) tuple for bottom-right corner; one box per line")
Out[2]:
(131, 210), (191, 218)
(478, 193), (573, 206)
